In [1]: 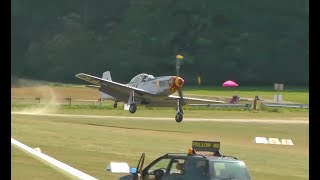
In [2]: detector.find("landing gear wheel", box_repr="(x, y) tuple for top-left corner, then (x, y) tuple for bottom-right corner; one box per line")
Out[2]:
(175, 112), (183, 123)
(113, 102), (118, 108)
(129, 103), (137, 114)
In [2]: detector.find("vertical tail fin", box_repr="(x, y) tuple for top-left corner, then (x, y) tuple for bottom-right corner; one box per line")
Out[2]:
(100, 71), (116, 100)
(102, 71), (112, 81)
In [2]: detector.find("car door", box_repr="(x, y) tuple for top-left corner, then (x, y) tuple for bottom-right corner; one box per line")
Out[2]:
(161, 158), (187, 180)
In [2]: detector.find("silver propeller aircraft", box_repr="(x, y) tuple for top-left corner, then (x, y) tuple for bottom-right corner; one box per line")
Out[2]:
(75, 57), (224, 123)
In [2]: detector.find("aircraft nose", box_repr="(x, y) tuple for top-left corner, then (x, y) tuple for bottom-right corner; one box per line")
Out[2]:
(175, 77), (184, 88)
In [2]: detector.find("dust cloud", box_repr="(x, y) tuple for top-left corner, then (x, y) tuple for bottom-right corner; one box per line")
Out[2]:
(12, 78), (62, 115)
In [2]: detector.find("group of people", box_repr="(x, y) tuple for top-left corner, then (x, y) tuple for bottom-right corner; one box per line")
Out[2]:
(229, 95), (240, 103)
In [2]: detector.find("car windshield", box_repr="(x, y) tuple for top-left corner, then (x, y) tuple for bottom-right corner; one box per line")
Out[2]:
(209, 161), (251, 180)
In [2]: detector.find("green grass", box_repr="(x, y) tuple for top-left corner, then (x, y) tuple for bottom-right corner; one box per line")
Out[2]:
(11, 105), (309, 120)
(11, 111), (308, 180)
(11, 147), (70, 180)
(184, 85), (309, 92)
(62, 107), (308, 119)
(11, 85), (309, 179)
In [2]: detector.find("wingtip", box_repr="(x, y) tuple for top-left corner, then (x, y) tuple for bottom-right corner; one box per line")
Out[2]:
(75, 73), (85, 77)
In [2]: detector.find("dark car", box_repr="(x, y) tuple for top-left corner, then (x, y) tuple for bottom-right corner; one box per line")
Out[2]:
(119, 141), (251, 180)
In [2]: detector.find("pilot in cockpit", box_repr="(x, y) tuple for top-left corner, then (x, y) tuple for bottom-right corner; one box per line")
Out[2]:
(142, 75), (148, 82)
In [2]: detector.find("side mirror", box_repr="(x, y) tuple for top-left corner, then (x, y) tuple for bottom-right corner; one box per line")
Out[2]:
(130, 167), (137, 174)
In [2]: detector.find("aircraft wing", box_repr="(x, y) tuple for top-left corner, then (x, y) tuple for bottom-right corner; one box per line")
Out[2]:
(168, 95), (225, 104)
(85, 85), (100, 89)
(75, 73), (156, 102)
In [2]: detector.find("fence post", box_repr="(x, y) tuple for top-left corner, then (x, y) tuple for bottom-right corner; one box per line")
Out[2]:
(99, 98), (102, 106)
(65, 97), (72, 106)
(35, 97), (40, 104)
(253, 96), (258, 110)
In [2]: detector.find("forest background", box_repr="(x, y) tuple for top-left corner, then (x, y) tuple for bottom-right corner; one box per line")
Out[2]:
(11, 0), (309, 86)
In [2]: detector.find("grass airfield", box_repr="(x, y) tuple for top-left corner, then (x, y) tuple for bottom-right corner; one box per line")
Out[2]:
(11, 86), (309, 180)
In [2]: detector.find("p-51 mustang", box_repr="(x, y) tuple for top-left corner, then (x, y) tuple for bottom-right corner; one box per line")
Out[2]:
(75, 58), (224, 123)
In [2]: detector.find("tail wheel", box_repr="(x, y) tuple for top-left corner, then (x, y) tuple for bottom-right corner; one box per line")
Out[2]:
(175, 112), (183, 123)
(113, 102), (118, 108)
(129, 103), (137, 114)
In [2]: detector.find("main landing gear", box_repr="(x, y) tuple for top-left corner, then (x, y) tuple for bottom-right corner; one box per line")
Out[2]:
(175, 112), (183, 123)
(129, 103), (137, 114)
(175, 99), (184, 123)
(128, 90), (137, 114)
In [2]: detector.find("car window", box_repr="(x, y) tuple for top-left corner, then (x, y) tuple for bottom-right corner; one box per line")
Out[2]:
(168, 159), (186, 175)
(142, 158), (172, 180)
(209, 161), (251, 180)
(186, 159), (210, 178)
(144, 158), (171, 179)
(149, 158), (170, 172)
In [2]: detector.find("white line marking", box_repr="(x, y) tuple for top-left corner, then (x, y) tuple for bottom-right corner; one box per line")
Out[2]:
(11, 138), (98, 180)
(11, 112), (308, 124)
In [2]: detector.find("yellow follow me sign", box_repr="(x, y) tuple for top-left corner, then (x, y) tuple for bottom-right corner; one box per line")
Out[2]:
(192, 140), (220, 153)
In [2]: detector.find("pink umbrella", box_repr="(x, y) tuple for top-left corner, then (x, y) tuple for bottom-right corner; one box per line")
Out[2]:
(222, 80), (238, 87)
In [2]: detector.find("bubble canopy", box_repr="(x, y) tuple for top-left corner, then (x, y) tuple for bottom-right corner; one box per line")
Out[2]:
(129, 73), (155, 83)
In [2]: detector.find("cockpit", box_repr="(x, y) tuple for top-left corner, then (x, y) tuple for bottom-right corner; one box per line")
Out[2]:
(129, 73), (155, 84)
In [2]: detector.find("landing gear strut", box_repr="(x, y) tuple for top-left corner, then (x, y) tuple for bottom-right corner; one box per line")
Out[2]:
(128, 90), (137, 114)
(175, 99), (184, 123)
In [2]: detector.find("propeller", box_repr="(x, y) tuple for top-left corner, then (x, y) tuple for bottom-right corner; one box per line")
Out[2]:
(176, 55), (184, 111)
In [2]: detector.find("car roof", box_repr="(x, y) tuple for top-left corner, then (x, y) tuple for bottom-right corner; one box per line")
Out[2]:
(163, 153), (242, 162)
(205, 156), (241, 162)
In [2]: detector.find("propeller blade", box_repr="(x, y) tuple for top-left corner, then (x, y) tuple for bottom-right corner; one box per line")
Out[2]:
(176, 55), (185, 109)
(176, 58), (183, 76)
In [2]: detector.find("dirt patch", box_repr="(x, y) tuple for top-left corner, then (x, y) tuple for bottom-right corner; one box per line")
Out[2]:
(11, 86), (99, 99)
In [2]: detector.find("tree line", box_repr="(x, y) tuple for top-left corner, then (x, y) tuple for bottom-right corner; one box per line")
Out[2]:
(11, 0), (309, 86)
